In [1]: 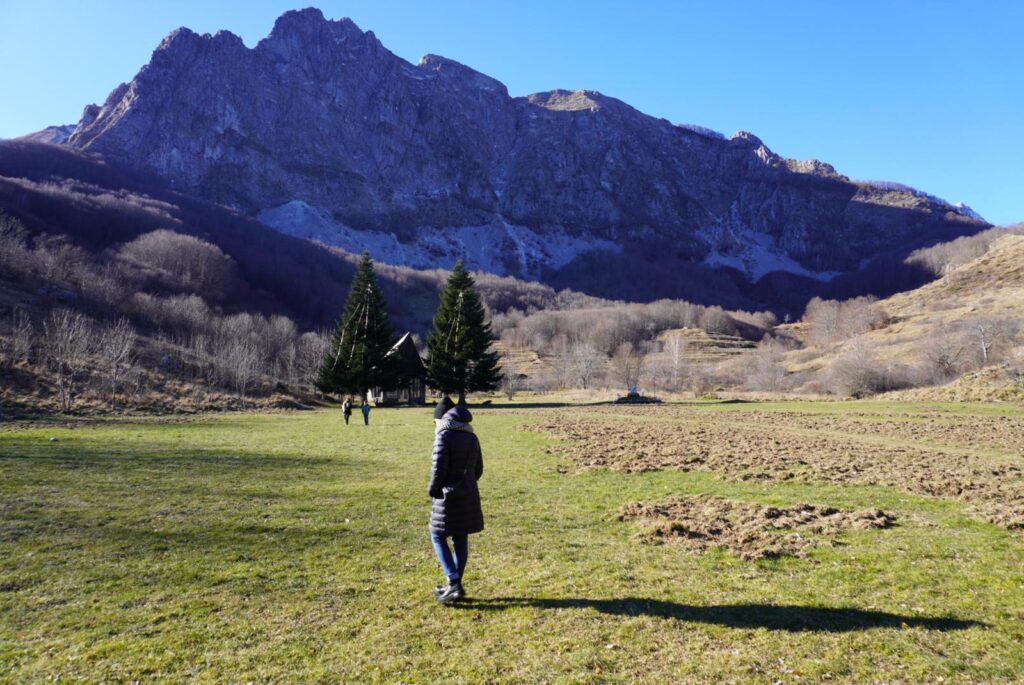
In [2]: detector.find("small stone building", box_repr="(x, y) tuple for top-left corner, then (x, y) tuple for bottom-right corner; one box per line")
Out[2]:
(369, 332), (427, 406)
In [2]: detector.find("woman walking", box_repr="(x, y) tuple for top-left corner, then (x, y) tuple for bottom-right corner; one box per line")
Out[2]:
(342, 397), (352, 425)
(428, 397), (484, 604)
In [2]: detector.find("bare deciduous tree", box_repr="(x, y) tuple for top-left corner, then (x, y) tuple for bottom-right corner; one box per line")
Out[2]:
(907, 225), (1024, 276)
(296, 330), (331, 391)
(548, 335), (573, 389)
(1010, 349), (1024, 391)
(265, 315), (298, 384)
(42, 309), (96, 412)
(826, 341), (915, 398)
(970, 319), (1016, 366)
(920, 334), (967, 381)
(120, 229), (239, 296)
(500, 349), (520, 400)
(97, 317), (137, 407)
(665, 333), (689, 390)
(837, 297), (886, 340)
(700, 306), (734, 335)
(610, 342), (645, 394)
(689, 364), (715, 397)
(569, 340), (603, 390)
(644, 354), (664, 395)
(0, 213), (33, 279)
(1, 308), (34, 367)
(747, 336), (789, 392)
(804, 296), (886, 348)
(828, 342), (878, 397)
(805, 298), (842, 347)
(221, 336), (262, 405)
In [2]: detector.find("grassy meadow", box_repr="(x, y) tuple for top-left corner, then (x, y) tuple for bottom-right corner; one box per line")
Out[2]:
(2, 401), (1024, 683)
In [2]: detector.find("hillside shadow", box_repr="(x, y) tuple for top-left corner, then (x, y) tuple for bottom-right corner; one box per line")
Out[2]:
(454, 597), (983, 632)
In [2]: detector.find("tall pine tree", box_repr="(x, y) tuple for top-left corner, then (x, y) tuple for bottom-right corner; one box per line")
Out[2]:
(317, 252), (399, 401)
(426, 260), (501, 404)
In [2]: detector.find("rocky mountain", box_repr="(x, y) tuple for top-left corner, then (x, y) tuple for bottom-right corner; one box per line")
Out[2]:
(17, 124), (76, 145)
(57, 7), (987, 303)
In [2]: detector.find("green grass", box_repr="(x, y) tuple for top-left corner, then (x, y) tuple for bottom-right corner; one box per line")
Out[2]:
(2, 402), (1023, 683)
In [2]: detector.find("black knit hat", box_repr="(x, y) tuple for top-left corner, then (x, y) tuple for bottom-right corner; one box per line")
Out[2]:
(433, 396), (455, 419)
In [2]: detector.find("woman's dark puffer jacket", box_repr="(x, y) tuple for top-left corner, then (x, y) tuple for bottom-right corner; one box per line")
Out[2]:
(428, 405), (484, 536)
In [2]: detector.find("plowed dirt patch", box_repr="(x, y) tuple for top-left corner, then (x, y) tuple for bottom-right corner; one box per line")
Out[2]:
(719, 411), (1024, 456)
(620, 496), (895, 560)
(531, 406), (1024, 532)
(566, 405), (1024, 455)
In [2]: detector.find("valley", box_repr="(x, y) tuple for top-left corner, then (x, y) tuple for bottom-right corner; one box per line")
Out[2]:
(2, 402), (1023, 683)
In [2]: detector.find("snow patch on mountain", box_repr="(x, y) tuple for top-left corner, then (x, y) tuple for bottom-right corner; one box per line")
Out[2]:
(262, 198), (841, 284)
(258, 200), (620, 279)
(698, 219), (838, 282)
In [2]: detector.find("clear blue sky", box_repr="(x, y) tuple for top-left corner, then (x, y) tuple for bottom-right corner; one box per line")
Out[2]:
(1, 0), (1021, 224)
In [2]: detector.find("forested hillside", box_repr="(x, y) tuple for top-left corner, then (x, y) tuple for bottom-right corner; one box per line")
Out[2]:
(1, 140), (1019, 413)
(0, 142), (769, 411)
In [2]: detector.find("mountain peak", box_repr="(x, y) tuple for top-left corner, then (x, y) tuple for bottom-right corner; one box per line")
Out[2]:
(728, 131), (764, 146)
(153, 25), (245, 60)
(259, 8), (364, 47)
(60, 8), (988, 294)
(269, 7), (330, 32)
(253, 9), (377, 66)
(156, 26), (201, 53)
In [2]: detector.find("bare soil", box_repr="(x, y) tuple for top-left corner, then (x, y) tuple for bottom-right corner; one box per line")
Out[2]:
(531, 405), (1024, 532)
(620, 495), (896, 560)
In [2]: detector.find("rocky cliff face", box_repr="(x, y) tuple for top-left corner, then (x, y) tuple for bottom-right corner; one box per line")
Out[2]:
(65, 8), (987, 296)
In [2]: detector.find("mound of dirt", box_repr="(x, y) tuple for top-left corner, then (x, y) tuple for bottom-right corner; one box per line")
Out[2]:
(614, 394), (662, 404)
(620, 495), (896, 560)
(532, 405), (1024, 533)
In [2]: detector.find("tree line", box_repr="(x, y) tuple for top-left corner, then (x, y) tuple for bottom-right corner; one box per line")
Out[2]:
(316, 254), (501, 404)
(4, 186), (1020, 409)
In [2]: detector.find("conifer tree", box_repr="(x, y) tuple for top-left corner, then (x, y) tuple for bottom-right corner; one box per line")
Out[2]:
(317, 252), (399, 401)
(426, 260), (501, 404)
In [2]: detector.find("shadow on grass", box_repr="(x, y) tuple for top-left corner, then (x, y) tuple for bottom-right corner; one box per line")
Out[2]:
(479, 399), (753, 410)
(472, 402), (577, 410)
(0, 445), (341, 470)
(454, 597), (984, 632)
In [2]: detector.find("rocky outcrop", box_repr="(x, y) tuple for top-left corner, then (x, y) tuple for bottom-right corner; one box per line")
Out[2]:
(65, 8), (987, 288)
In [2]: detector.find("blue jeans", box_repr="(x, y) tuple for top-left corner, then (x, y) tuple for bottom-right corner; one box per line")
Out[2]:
(431, 532), (468, 583)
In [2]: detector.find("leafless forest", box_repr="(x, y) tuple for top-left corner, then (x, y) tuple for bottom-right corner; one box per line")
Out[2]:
(3, 192), (1021, 413)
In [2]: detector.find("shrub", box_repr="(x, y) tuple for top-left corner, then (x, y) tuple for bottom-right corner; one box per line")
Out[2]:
(120, 229), (241, 297)
(744, 336), (792, 392)
(804, 296), (886, 348)
(919, 334), (969, 383)
(827, 341), (915, 398)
